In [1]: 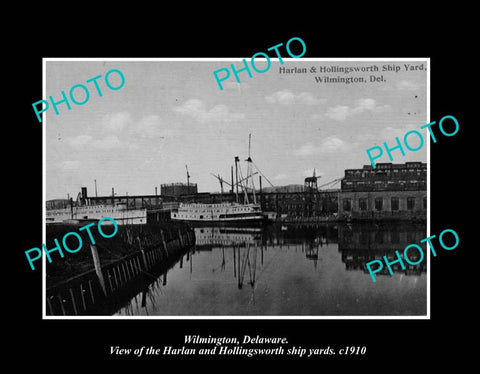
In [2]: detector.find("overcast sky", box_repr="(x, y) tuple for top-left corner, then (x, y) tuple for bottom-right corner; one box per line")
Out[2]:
(45, 59), (428, 200)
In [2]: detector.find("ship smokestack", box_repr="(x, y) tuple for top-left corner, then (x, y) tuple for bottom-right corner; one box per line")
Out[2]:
(81, 187), (88, 205)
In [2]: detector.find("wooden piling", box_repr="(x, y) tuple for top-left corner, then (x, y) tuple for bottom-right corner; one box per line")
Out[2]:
(46, 226), (194, 315)
(88, 280), (95, 304)
(178, 229), (184, 247)
(116, 266), (123, 285)
(141, 250), (148, 269)
(57, 294), (66, 316)
(79, 283), (87, 311)
(90, 244), (107, 296)
(134, 256), (142, 273)
(47, 296), (53, 315)
(160, 230), (168, 257)
(128, 259), (135, 276)
(108, 270), (115, 291)
(112, 267), (119, 288)
(121, 262), (128, 282)
(69, 288), (78, 315)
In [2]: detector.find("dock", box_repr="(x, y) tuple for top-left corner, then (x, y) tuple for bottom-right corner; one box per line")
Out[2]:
(46, 223), (195, 316)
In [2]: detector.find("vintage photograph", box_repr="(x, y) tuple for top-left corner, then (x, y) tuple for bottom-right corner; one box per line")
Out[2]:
(43, 58), (429, 318)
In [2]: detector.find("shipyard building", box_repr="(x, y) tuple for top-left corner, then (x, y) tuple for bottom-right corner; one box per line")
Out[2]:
(161, 183), (198, 196)
(337, 162), (427, 221)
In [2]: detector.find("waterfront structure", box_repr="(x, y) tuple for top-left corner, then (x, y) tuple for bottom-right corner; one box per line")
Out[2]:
(47, 162), (426, 224)
(49, 188), (339, 223)
(260, 190), (338, 219)
(161, 182), (198, 196)
(337, 162), (427, 221)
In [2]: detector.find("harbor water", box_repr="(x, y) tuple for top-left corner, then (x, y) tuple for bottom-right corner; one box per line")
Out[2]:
(113, 223), (427, 317)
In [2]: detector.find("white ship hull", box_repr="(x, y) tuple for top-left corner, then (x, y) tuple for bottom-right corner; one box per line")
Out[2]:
(171, 202), (264, 223)
(46, 204), (147, 225)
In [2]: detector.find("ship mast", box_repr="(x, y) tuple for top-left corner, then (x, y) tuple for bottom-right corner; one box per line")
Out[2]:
(212, 172), (257, 197)
(185, 165), (190, 190)
(245, 133), (257, 204)
(221, 134), (266, 205)
(234, 156), (240, 203)
(236, 158), (249, 204)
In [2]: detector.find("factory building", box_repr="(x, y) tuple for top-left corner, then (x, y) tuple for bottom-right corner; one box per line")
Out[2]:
(337, 162), (427, 221)
(161, 183), (198, 197)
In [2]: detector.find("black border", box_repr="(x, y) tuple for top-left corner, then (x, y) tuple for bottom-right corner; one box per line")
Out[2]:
(12, 21), (469, 367)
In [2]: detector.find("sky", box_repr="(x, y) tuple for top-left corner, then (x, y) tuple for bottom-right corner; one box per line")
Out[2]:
(45, 59), (428, 200)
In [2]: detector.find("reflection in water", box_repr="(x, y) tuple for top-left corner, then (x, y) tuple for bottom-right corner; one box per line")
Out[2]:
(338, 223), (427, 277)
(114, 223), (426, 316)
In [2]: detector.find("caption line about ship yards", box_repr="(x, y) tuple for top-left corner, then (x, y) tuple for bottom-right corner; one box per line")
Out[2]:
(109, 335), (367, 358)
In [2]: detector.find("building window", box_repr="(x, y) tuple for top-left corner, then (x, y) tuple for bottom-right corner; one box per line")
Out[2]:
(407, 197), (415, 210)
(343, 198), (352, 211)
(359, 198), (367, 211)
(391, 197), (399, 211)
(375, 197), (383, 211)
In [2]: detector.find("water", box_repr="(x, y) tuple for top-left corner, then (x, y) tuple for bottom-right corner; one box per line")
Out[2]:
(114, 223), (427, 317)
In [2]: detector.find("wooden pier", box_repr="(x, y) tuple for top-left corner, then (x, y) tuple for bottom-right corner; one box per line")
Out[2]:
(46, 228), (195, 316)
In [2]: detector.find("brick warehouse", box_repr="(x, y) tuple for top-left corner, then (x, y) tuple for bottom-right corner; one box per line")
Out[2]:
(337, 162), (427, 221)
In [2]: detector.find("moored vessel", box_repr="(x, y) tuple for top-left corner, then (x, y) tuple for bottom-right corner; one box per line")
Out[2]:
(46, 201), (147, 225)
(172, 134), (269, 225)
(171, 202), (263, 223)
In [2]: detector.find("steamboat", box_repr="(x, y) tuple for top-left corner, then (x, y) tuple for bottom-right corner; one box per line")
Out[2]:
(46, 202), (147, 225)
(171, 134), (268, 224)
(172, 202), (263, 223)
(46, 187), (147, 225)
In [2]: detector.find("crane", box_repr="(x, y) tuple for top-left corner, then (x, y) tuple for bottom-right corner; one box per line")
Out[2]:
(305, 168), (322, 191)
